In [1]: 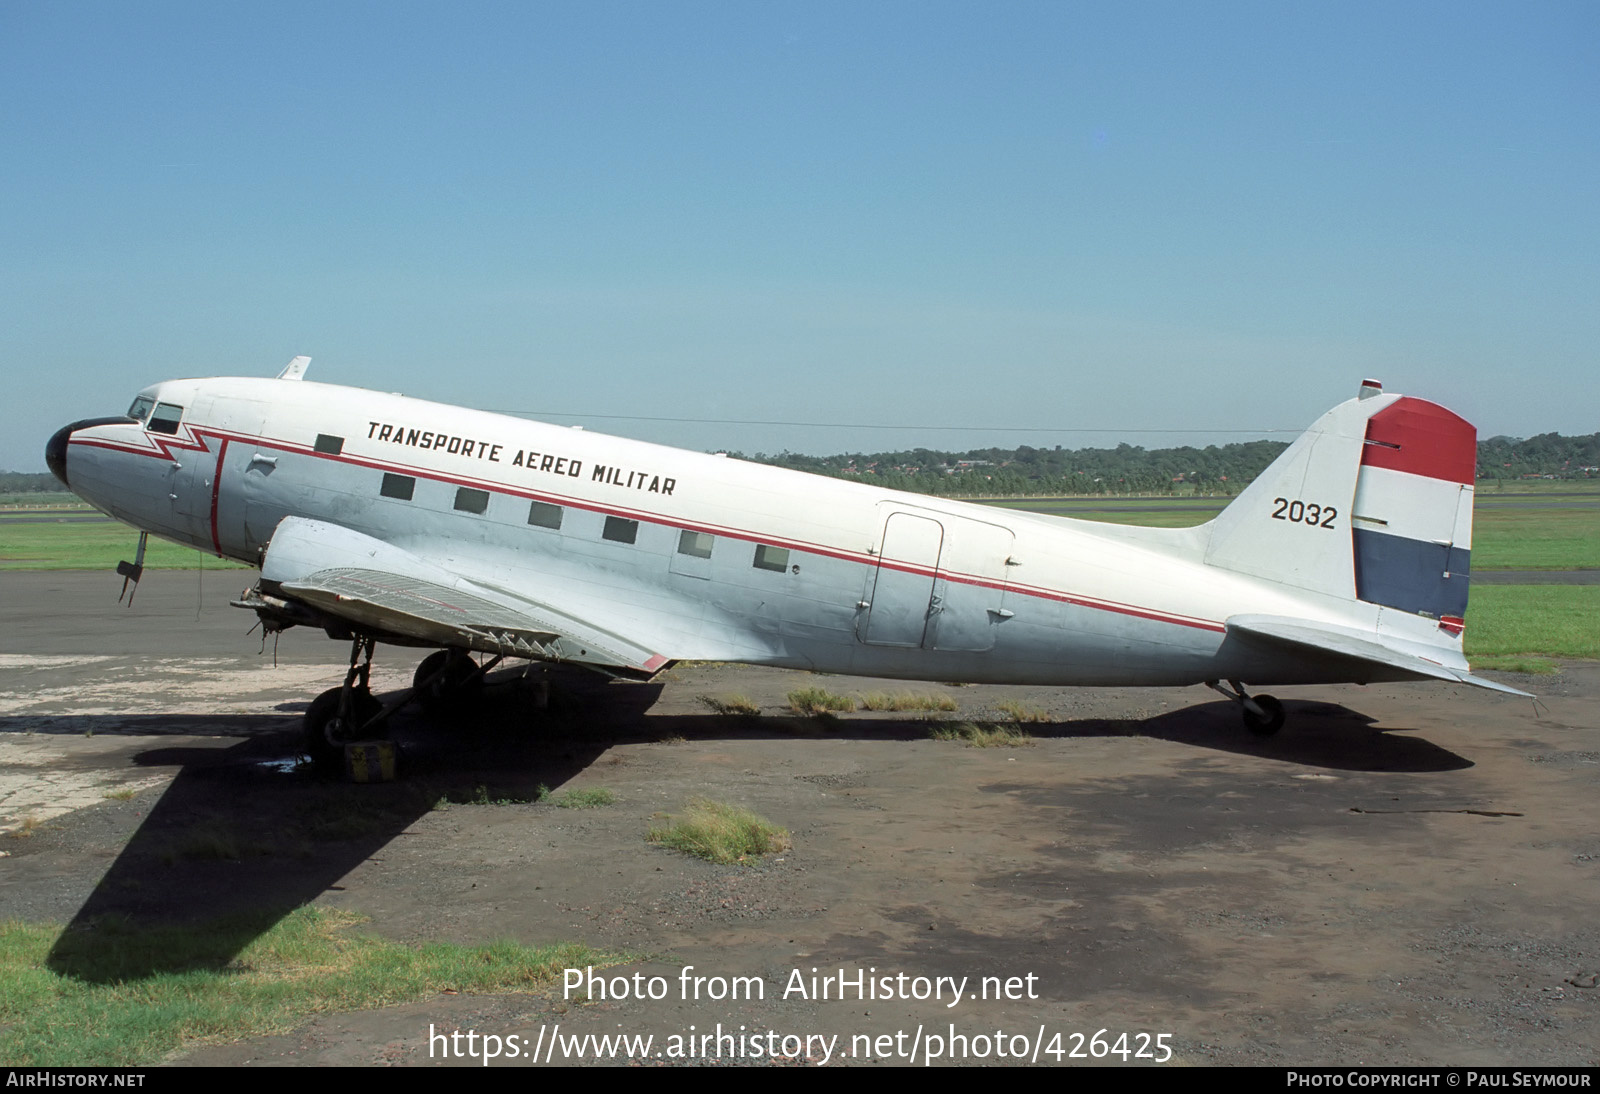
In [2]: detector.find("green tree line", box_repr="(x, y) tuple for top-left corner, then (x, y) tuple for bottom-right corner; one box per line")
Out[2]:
(747, 431), (1600, 497)
(5, 432), (1593, 499)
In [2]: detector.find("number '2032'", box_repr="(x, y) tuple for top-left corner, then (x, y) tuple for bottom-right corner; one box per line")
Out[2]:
(1271, 497), (1336, 529)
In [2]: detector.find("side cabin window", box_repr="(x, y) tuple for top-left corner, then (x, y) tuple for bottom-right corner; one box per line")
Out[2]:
(314, 434), (344, 455)
(753, 544), (789, 572)
(146, 402), (184, 435)
(380, 473), (415, 500)
(677, 530), (714, 559)
(454, 487), (490, 515)
(602, 516), (638, 544)
(527, 501), (564, 529)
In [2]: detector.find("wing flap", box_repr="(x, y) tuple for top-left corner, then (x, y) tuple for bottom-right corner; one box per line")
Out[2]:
(262, 518), (668, 675)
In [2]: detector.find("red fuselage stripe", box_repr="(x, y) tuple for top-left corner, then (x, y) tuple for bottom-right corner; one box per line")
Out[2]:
(70, 428), (1228, 635)
(208, 437), (229, 556)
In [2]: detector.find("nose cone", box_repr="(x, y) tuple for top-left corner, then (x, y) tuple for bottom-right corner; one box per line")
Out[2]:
(45, 416), (138, 490)
(45, 423), (74, 487)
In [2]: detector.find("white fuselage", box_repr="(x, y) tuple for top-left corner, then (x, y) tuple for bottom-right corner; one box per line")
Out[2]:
(58, 376), (1426, 688)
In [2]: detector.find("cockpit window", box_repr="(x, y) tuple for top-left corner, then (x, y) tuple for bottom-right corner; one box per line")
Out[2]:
(127, 396), (155, 423)
(146, 402), (185, 435)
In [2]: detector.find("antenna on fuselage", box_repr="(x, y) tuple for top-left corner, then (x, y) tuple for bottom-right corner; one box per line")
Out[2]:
(277, 356), (311, 380)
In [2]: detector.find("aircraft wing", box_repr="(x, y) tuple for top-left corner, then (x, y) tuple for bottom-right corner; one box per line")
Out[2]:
(1226, 614), (1532, 697)
(258, 517), (669, 675)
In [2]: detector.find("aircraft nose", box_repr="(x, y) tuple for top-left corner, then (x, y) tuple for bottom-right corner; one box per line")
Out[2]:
(45, 423), (74, 487)
(46, 416), (138, 489)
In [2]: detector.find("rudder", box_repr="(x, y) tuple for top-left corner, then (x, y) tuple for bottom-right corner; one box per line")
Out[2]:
(1350, 397), (1475, 633)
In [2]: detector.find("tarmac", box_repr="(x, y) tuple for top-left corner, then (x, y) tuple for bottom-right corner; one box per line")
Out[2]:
(1, 570), (1597, 1067)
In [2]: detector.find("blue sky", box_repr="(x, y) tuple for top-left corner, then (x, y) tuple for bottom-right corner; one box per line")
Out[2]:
(3, 1), (1596, 472)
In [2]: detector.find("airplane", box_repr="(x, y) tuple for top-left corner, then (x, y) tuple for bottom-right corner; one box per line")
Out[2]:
(45, 359), (1526, 770)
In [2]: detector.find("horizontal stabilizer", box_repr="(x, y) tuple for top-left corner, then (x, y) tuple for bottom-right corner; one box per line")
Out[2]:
(1227, 614), (1532, 698)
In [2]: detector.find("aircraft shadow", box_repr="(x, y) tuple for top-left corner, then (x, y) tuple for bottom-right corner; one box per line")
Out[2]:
(34, 672), (1462, 981)
(39, 670), (641, 982)
(623, 697), (1473, 774)
(1089, 698), (1474, 772)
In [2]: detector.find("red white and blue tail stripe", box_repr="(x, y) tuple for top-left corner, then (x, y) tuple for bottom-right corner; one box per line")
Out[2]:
(1350, 396), (1475, 632)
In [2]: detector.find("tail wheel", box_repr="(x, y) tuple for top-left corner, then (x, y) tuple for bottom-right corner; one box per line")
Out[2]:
(305, 687), (383, 772)
(1242, 694), (1285, 736)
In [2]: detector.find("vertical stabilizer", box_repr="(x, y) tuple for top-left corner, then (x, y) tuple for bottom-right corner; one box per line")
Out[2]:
(1205, 385), (1477, 637)
(1204, 389), (1398, 598)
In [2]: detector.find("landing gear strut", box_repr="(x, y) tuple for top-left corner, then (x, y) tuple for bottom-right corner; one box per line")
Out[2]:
(302, 642), (509, 775)
(1207, 679), (1286, 736)
(305, 636), (385, 772)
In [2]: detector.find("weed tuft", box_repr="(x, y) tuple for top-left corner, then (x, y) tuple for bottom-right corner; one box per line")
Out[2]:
(555, 788), (616, 809)
(699, 694), (761, 716)
(7, 816), (43, 840)
(433, 785), (541, 807)
(995, 698), (1051, 723)
(928, 722), (1035, 748)
(787, 687), (855, 716)
(859, 691), (958, 712)
(647, 798), (791, 864)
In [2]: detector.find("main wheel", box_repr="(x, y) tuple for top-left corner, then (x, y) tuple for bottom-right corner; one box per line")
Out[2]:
(1242, 694), (1285, 736)
(413, 650), (480, 710)
(304, 686), (383, 772)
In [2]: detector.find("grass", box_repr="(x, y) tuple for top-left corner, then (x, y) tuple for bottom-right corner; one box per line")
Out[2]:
(0, 906), (619, 1066)
(647, 799), (791, 864)
(928, 722), (1035, 748)
(858, 691), (959, 712)
(1466, 656), (1560, 675)
(554, 788), (616, 809)
(0, 493), (81, 507)
(995, 490), (1600, 570)
(787, 687), (856, 715)
(981, 496), (1221, 528)
(1470, 505), (1600, 570)
(1464, 586), (1600, 660)
(994, 698), (1051, 722)
(0, 518), (249, 572)
(699, 694), (761, 716)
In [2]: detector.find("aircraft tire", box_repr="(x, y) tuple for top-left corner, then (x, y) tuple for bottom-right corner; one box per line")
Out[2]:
(305, 687), (383, 773)
(1242, 694), (1285, 736)
(413, 650), (480, 711)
